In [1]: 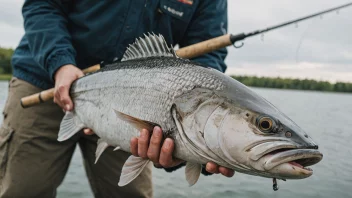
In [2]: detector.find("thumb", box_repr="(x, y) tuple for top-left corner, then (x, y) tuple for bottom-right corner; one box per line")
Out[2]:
(77, 71), (84, 78)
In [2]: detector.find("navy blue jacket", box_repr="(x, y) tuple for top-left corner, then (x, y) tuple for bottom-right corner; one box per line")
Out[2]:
(12, 0), (228, 89)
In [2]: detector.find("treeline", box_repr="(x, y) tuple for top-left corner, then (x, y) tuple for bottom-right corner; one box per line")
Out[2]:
(1, 46), (351, 93)
(0, 47), (14, 74)
(232, 76), (352, 93)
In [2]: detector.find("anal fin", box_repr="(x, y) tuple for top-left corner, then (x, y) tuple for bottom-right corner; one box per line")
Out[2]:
(113, 146), (121, 151)
(118, 156), (150, 187)
(185, 162), (202, 186)
(95, 139), (109, 164)
(58, 111), (84, 141)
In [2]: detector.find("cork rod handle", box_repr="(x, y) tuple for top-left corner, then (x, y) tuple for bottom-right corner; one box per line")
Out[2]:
(20, 34), (232, 108)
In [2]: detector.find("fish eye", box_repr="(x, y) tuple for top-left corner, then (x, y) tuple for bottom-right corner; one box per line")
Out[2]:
(257, 116), (275, 133)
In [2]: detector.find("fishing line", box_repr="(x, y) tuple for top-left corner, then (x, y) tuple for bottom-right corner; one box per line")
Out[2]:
(294, 18), (318, 63)
(230, 2), (352, 48)
(294, 7), (348, 63)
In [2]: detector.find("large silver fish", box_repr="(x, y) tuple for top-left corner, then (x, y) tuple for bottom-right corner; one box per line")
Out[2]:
(58, 34), (323, 188)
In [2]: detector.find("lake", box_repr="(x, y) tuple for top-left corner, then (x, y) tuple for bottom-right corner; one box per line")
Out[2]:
(0, 81), (351, 198)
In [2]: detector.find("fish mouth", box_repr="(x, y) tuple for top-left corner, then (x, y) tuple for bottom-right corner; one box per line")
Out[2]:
(249, 141), (323, 178)
(248, 141), (298, 161)
(262, 148), (323, 178)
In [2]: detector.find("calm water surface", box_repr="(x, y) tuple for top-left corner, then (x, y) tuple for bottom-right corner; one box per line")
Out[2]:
(0, 81), (351, 198)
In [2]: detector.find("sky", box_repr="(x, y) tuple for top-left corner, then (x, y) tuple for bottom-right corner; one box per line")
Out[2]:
(0, 0), (351, 82)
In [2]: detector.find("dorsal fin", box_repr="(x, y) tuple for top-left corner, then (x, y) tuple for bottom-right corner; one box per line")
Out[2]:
(121, 33), (177, 61)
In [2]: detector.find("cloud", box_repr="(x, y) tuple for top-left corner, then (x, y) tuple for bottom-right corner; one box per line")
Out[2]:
(0, 0), (23, 48)
(0, 22), (24, 48)
(226, 62), (352, 83)
(0, 1), (23, 27)
(0, 0), (350, 82)
(225, 0), (352, 82)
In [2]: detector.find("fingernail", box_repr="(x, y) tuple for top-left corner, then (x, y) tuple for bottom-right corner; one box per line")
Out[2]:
(65, 104), (70, 111)
(206, 164), (213, 172)
(164, 138), (172, 149)
(141, 130), (147, 138)
(154, 129), (162, 137)
(154, 126), (161, 131)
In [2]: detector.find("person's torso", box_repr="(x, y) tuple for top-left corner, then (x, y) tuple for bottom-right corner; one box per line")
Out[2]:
(67, 0), (199, 68)
(12, 0), (200, 89)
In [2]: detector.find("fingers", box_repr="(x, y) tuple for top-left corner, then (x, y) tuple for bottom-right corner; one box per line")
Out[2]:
(159, 138), (173, 167)
(130, 137), (139, 157)
(219, 166), (235, 177)
(159, 138), (183, 167)
(55, 85), (73, 111)
(130, 127), (184, 168)
(83, 128), (94, 135)
(53, 64), (84, 111)
(138, 129), (150, 159)
(76, 72), (84, 78)
(205, 162), (220, 174)
(147, 126), (163, 164)
(206, 162), (235, 177)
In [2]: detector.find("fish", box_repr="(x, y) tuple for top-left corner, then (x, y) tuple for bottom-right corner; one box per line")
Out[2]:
(58, 33), (323, 188)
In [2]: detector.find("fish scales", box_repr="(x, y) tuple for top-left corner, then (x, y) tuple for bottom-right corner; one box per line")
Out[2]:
(72, 57), (224, 154)
(58, 33), (322, 188)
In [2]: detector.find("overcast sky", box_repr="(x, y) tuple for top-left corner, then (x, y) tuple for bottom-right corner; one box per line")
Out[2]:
(0, 0), (351, 82)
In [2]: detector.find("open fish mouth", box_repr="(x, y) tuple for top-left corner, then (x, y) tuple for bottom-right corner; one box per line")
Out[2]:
(249, 141), (322, 170)
(248, 141), (323, 178)
(263, 148), (323, 177)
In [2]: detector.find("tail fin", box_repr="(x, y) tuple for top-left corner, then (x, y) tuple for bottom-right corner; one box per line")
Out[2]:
(58, 111), (84, 141)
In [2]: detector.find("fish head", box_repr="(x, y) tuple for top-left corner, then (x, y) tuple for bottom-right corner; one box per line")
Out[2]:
(209, 103), (323, 180)
(204, 75), (323, 180)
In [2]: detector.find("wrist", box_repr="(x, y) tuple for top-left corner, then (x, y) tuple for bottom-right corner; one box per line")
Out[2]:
(54, 64), (77, 81)
(47, 51), (77, 82)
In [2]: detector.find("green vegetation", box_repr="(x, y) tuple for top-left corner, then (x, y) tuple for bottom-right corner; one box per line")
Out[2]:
(232, 76), (352, 93)
(0, 74), (12, 81)
(0, 47), (14, 78)
(1, 46), (351, 93)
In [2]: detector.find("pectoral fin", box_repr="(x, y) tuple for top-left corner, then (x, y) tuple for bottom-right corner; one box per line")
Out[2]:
(118, 156), (150, 186)
(185, 162), (202, 186)
(58, 111), (84, 141)
(113, 109), (159, 132)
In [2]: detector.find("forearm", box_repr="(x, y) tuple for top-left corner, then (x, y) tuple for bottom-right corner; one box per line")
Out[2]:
(22, 0), (76, 80)
(179, 0), (228, 72)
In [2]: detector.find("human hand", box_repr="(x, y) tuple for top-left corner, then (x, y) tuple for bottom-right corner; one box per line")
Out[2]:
(54, 64), (84, 111)
(130, 126), (184, 168)
(84, 128), (94, 135)
(130, 126), (235, 177)
(54, 65), (94, 135)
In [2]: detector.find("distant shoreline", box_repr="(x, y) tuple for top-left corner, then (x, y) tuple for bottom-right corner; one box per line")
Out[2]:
(0, 74), (11, 81)
(1, 74), (351, 93)
(232, 75), (352, 93)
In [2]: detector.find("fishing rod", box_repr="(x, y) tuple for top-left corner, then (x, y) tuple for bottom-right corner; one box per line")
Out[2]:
(178, 2), (352, 57)
(20, 2), (352, 108)
(228, 1), (352, 48)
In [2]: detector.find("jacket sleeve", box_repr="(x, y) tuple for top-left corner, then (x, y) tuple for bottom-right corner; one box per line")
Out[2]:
(178, 0), (228, 73)
(22, 0), (76, 80)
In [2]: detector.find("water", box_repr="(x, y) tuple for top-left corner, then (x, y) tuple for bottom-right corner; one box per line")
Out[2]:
(0, 81), (351, 198)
